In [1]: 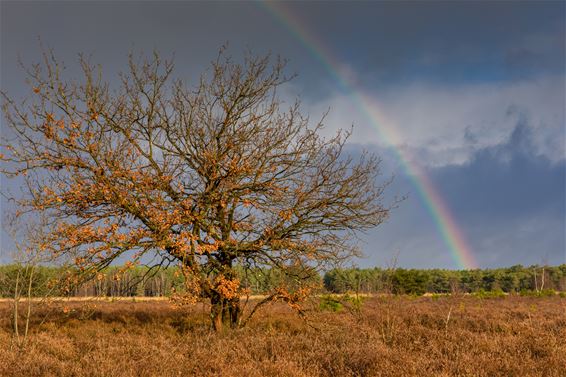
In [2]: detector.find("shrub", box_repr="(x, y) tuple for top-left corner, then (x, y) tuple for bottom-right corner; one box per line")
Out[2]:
(520, 289), (556, 297)
(319, 295), (344, 312)
(343, 294), (365, 312)
(472, 289), (506, 299)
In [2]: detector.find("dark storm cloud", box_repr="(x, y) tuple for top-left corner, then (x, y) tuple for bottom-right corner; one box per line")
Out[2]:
(360, 119), (565, 269)
(2, 1), (564, 96)
(0, 2), (282, 82)
(278, 1), (565, 87)
(0, 1), (331, 98)
(435, 118), (565, 221)
(434, 118), (565, 265)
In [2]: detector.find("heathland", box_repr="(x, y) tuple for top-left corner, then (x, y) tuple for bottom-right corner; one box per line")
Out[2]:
(1, 295), (565, 377)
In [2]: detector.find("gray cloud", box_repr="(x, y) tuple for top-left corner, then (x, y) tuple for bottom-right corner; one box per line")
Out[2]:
(306, 76), (564, 167)
(355, 119), (565, 268)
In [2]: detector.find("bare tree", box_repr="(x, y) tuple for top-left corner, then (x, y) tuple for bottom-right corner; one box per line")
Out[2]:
(1, 48), (394, 331)
(5, 213), (64, 347)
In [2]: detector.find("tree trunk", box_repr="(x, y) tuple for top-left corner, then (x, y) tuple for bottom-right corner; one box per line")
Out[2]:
(210, 294), (241, 331)
(227, 297), (241, 329)
(210, 294), (224, 332)
(221, 299), (229, 324)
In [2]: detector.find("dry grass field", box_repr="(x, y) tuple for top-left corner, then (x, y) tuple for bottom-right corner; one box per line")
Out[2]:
(1, 295), (565, 377)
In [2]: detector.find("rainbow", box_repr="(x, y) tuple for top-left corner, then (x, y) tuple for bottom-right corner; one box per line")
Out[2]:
(259, 2), (478, 269)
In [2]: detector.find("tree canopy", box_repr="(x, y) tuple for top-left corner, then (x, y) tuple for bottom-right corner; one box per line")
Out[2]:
(1, 49), (393, 330)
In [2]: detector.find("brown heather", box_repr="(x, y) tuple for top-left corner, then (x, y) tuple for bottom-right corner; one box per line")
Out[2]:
(0, 296), (565, 377)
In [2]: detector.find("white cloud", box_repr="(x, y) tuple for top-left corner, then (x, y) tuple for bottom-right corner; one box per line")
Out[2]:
(300, 76), (565, 167)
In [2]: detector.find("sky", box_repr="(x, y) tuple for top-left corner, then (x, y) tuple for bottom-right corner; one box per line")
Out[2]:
(1, 1), (564, 269)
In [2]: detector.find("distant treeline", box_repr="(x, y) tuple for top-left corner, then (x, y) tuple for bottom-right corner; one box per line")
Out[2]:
(0, 265), (317, 298)
(0, 265), (184, 298)
(323, 265), (566, 294)
(1, 264), (565, 298)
